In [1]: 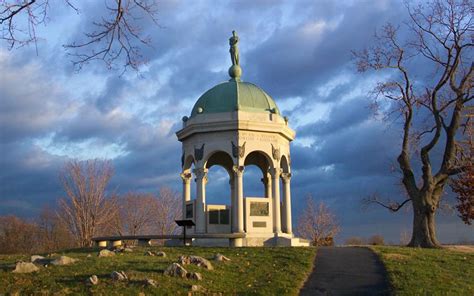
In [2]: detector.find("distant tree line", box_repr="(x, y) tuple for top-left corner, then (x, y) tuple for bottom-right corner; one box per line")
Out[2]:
(0, 160), (181, 254)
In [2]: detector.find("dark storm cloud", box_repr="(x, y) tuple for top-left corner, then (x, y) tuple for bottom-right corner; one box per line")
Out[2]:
(245, 0), (405, 100)
(0, 142), (66, 216)
(297, 97), (372, 138)
(0, 53), (71, 144)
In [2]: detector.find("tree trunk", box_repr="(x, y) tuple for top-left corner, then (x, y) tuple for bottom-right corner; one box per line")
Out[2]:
(408, 193), (441, 248)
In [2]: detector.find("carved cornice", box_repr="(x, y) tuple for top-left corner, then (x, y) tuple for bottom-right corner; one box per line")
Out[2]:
(176, 118), (296, 142)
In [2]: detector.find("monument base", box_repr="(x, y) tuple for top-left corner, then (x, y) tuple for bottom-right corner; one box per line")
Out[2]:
(163, 233), (310, 247)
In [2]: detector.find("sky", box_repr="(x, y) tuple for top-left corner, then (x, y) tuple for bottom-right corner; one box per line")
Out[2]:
(0, 0), (472, 244)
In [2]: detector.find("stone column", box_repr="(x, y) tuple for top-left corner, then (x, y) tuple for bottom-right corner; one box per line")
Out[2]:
(180, 172), (192, 220)
(233, 165), (245, 233)
(269, 168), (282, 234)
(193, 168), (208, 233)
(281, 173), (292, 234)
(266, 173), (272, 199)
(230, 177), (236, 232)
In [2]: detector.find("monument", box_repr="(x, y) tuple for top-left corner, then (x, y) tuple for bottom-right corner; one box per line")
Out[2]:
(176, 31), (309, 247)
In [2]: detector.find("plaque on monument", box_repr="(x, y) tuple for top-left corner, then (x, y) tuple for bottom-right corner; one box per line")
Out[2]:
(250, 202), (269, 216)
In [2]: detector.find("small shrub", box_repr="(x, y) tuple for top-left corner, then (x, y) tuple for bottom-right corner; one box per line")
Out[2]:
(345, 236), (365, 245)
(368, 234), (385, 245)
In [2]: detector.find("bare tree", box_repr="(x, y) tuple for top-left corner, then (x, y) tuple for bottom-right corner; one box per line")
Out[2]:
(354, 0), (473, 247)
(296, 195), (340, 246)
(58, 159), (118, 247)
(368, 234), (385, 246)
(1, 0), (158, 72)
(0, 215), (39, 254)
(345, 237), (365, 246)
(37, 206), (74, 252)
(153, 187), (181, 235)
(450, 106), (474, 224)
(115, 192), (158, 236)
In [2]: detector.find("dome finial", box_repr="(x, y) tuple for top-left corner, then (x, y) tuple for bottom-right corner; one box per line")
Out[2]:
(228, 30), (242, 81)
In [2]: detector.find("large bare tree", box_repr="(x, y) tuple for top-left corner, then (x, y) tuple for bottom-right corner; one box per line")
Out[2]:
(296, 196), (340, 246)
(354, 0), (473, 247)
(0, 0), (158, 72)
(58, 159), (118, 247)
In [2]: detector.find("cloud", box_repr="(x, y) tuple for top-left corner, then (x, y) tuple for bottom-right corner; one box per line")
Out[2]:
(0, 51), (75, 144)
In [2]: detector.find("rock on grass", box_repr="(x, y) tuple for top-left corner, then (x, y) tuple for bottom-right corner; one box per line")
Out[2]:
(164, 263), (188, 278)
(12, 262), (39, 273)
(187, 272), (203, 281)
(145, 279), (158, 287)
(87, 275), (99, 285)
(51, 256), (78, 266)
(111, 271), (128, 281)
(178, 255), (214, 270)
(214, 253), (231, 261)
(98, 249), (115, 257)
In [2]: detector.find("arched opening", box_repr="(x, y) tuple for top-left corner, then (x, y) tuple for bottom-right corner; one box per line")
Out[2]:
(280, 155), (290, 174)
(206, 166), (231, 205)
(243, 165), (264, 197)
(205, 150), (233, 205)
(204, 151), (234, 233)
(244, 151), (271, 198)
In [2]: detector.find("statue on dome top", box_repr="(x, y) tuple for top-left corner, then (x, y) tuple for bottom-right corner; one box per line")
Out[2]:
(229, 30), (240, 66)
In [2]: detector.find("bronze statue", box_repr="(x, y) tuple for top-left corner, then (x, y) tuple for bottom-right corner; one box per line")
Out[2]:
(229, 30), (239, 66)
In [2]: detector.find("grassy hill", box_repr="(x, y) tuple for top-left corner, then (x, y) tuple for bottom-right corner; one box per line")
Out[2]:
(372, 245), (474, 295)
(0, 246), (317, 295)
(2, 245), (473, 295)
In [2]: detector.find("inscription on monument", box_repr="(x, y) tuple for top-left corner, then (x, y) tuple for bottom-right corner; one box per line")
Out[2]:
(253, 221), (267, 228)
(239, 132), (277, 143)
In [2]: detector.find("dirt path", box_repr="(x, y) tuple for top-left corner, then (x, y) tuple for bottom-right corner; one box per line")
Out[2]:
(299, 247), (392, 295)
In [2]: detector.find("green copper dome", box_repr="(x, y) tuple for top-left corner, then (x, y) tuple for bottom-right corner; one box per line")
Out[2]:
(190, 31), (280, 118)
(190, 80), (280, 117)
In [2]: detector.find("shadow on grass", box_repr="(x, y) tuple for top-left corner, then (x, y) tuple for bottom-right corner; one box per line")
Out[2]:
(60, 247), (100, 254)
(56, 272), (111, 284)
(0, 263), (14, 272)
(134, 267), (165, 273)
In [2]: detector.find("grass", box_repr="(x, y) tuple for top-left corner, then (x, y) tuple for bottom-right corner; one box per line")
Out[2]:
(372, 245), (474, 295)
(0, 246), (316, 295)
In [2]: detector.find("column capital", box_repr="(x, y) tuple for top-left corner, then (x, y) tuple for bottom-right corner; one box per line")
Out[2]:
(232, 165), (244, 177)
(269, 167), (282, 179)
(193, 168), (208, 184)
(193, 168), (208, 178)
(281, 172), (292, 183)
(180, 172), (192, 183)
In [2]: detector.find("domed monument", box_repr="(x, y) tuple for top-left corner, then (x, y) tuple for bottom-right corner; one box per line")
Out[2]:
(176, 31), (309, 247)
